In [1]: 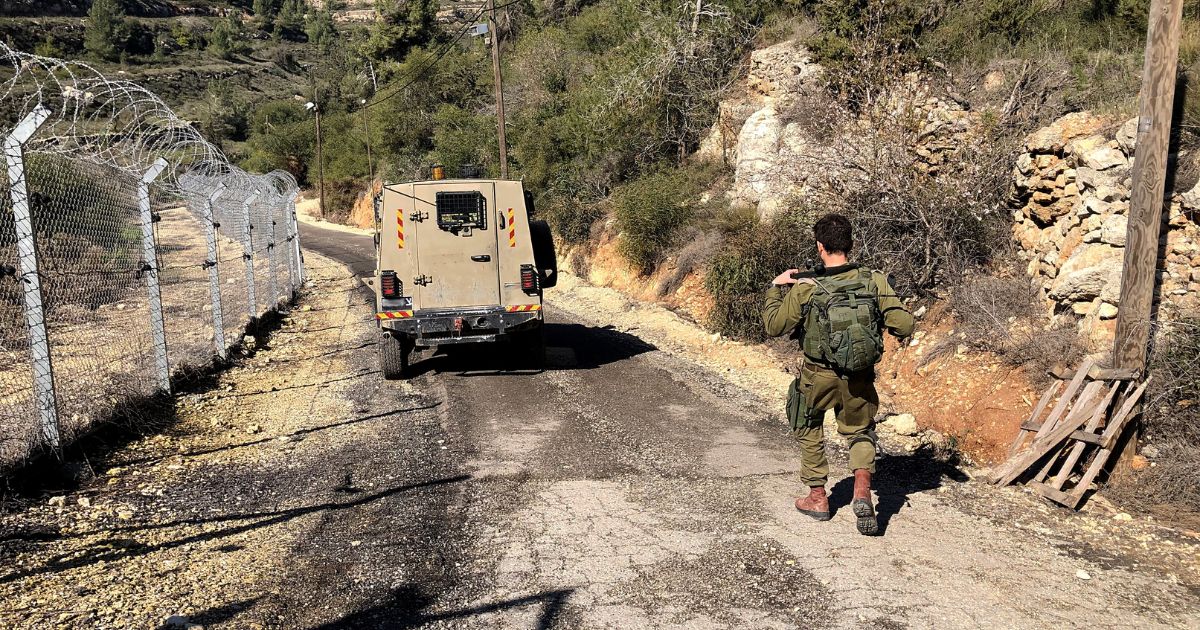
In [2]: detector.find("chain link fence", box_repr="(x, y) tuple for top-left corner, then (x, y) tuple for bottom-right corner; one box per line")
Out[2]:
(0, 44), (306, 470)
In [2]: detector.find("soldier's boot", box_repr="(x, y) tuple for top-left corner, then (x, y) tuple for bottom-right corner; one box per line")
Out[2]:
(851, 469), (879, 536)
(795, 487), (831, 521)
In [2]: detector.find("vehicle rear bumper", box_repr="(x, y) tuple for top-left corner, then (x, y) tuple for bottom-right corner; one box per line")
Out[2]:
(378, 306), (542, 345)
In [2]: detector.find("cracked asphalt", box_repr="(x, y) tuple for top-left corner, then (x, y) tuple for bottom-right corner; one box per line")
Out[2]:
(0, 222), (1197, 629)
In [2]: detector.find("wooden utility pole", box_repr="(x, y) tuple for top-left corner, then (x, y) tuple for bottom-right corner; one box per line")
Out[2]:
(1111, 0), (1184, 468)
(488, 0), (509, 179)
(313, 103), (326, 220)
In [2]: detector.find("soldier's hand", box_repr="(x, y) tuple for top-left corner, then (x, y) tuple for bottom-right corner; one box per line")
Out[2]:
(772, 269), (800, 286)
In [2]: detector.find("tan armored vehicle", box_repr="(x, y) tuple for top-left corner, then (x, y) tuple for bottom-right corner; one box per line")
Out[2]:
(371, 173), (557, 378)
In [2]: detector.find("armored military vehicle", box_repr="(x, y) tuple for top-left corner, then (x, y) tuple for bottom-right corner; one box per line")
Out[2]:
(370, 172), (557, 379)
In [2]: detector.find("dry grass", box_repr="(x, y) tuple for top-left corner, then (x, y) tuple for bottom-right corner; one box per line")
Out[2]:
(943, 272), (1084, 381)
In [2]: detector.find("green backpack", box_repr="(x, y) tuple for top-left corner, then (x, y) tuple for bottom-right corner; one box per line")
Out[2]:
(800, 268), (884, 373)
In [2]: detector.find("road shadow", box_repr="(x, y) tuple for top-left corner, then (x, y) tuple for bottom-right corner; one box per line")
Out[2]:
(829, 444), (969, 536)
(313, 584), (575, 629)
(113, 402), (441, 467)
(405, 322), (656, 377)
(0, 474), (471, 585)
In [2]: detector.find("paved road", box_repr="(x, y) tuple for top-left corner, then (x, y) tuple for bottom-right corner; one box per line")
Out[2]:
(290, 221), (1199, 629)
(2, 222), (1193, 629)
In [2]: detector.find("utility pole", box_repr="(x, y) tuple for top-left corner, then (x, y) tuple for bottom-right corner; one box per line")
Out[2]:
(1111, 0), (1184, 470)
(488, 0), (509, 179)
(307, 101), (326, 220)
(360, 98), (375, 184)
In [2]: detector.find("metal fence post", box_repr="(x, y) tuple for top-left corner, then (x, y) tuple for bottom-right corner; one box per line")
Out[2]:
(289, 198), (305, 286)
(283, 198), (297, 299)
(4, 106), (60, 451)
(204, 185), (227, 360)
(266, 196), (279, 308)
(140, 158), (170, 393)
(242, 190), (259, 320)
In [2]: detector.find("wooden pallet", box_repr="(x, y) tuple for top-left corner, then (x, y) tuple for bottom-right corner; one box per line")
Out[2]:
(991, 361), (1149, 509)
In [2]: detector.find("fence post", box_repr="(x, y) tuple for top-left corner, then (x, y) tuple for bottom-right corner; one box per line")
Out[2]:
(4, 106), (60, 452)
(140, 158), (170, 394)
(290, 198), (305, 286)
(266, 196), (279, 308)
(283, 198), (297, 299)
(242, 190), (259, 321)
(204, 185), (227, 360)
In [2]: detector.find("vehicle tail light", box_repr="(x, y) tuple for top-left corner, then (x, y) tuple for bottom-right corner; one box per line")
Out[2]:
(520, 264), (539, 294)
(380, 271), (401, 298)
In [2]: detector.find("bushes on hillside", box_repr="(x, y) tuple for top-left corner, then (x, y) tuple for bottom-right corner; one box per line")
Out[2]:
(613, 168), (705, 274)
(704, 208), (816, 342)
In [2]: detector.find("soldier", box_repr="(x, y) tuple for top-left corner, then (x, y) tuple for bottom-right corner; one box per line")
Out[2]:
(763, 214), (913, 535)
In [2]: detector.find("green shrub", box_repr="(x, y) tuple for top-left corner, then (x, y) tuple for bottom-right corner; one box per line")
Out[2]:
(84, 0), (130, 61)
(704, 208), (816, 342)
(613, 166), (714, 274)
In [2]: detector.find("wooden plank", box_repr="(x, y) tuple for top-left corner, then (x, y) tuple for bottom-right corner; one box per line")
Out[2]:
(1020, 423), (1110, 446)
(1033, 381), (1105, 483)
(1034, 359), (1094, 441)
(1088, 367), (1139, 381)
(993, 396), (1105, 486)
(1009, 381), (1061, 457)
(1066, 378), (1152, 509)
(1051, 382), (1123, 490)
(1028, 481), (1078, 507)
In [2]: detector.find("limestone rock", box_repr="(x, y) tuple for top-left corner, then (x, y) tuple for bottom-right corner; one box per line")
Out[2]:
(1083, 146), (1128, 171)
(1024, 112), (1109, 154)
(731, 107), (782, 209)
(1116, 117), (1139, 154)
(1049, 244), (1124, 303)
(1101, 214), (1128, 246)
(884, 413), (919, 436)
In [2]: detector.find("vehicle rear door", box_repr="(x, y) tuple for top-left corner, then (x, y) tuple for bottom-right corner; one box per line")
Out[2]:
(412, 182), (500, 309)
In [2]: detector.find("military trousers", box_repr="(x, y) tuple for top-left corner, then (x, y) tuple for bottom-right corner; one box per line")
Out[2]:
(787, 363), (878, 487)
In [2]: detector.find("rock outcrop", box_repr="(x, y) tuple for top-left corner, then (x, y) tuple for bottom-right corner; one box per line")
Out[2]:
(1011, 112), (1200, 346)
(701, 40), (980, 218)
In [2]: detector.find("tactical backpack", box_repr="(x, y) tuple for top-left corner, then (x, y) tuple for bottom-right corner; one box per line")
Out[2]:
(800, 268), (884, 373)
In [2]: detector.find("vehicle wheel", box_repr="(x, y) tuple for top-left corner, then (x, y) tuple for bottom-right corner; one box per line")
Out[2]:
(529, 220), (558, 289)
(379, 332), (412, 380)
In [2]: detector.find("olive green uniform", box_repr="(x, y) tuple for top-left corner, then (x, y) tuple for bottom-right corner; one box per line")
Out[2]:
(763, 265), (914, 487)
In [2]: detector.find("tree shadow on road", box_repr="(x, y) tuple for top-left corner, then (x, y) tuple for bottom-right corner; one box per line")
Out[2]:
(829, 444), (969, 536)
(0, 474), (471, 585)
(312, 584), (575, 630)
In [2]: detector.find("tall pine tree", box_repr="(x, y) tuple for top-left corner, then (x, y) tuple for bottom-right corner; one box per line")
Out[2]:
(84, 0), (129, 61)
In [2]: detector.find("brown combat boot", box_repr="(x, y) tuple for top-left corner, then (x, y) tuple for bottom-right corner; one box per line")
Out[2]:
(795, 487), (831, 521)
(852, 469), (879, 536)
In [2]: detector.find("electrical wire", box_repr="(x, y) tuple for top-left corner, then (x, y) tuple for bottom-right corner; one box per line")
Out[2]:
(362, 0), (525, 112)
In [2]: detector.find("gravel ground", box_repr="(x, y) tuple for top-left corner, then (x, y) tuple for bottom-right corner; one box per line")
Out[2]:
(0, 222), (1197, 629)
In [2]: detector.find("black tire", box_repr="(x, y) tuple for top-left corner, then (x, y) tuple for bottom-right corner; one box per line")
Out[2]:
(379, 332), (412, 380)
(529, 220), (558, 289)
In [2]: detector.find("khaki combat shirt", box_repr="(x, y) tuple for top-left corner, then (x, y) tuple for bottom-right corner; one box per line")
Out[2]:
(762, 265), (915, 347)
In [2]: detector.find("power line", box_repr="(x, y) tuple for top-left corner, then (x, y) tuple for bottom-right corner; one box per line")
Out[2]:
(362, 0), (524, 112)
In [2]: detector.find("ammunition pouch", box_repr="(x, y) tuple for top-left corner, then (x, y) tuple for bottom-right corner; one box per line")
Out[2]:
(786, 377), (824, 431)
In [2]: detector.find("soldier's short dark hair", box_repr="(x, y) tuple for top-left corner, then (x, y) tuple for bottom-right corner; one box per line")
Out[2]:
(814, 214), (853, 254)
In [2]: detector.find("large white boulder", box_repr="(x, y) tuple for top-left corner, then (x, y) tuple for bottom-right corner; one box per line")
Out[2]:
(1049, 244), (1124, 303)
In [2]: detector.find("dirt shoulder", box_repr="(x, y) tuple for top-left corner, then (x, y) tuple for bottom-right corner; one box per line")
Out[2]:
(0, 251), (474, 629)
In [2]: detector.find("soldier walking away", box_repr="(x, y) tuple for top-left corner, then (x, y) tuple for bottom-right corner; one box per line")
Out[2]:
(762, 214), (913, 535)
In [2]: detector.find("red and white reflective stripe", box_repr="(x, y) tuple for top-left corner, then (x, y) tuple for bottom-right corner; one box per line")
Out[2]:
(505, 304), (542, 313)
(376, 311), (414, 320)
(507, 208), (516, 248)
